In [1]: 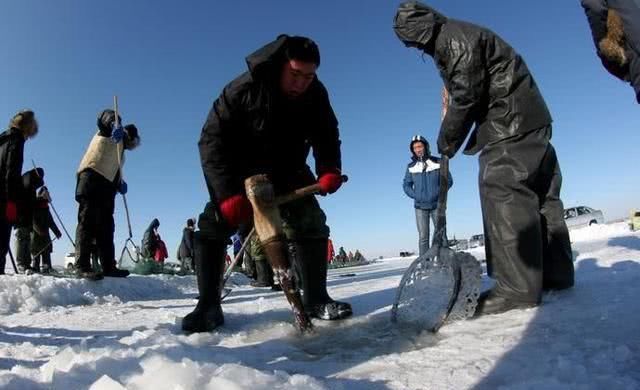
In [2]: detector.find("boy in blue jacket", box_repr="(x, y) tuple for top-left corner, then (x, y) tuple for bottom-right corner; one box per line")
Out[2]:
(403, 135), (452, 256)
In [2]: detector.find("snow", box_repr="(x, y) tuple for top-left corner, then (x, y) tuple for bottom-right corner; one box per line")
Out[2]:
(1, 222), (639, 389)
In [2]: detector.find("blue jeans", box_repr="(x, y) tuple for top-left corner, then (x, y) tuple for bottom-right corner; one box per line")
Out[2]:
(415, 208), (437, 256)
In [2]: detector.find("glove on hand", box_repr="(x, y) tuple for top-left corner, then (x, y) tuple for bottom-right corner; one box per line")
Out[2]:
(219, 194), (252, 227)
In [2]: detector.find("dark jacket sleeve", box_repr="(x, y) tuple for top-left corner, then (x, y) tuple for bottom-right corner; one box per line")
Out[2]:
(581, 0), (608, 49)
(609, 0), (640, 101)
(403, 167), (415, 198)
(310, 82), (342, 175)
(5, 137), (24, 203)
(198, 80), (246, 203)
(436, 30), (487, 157)
(48, 210), (61, 238)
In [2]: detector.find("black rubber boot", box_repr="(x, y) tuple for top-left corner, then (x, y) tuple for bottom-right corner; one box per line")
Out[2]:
(101, 259), (130, 278)
(251, 260), (273, 288)
(74, 265), (104, 281)
(473, 290), (538, 317)
(294, 239), (352, 320)
(182, 233), (225, 333)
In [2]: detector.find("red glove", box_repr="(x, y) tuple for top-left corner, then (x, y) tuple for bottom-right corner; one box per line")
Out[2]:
(5, 201), (17, 224)
(219, 194), (252, 227)
(317, 168), (343, 195)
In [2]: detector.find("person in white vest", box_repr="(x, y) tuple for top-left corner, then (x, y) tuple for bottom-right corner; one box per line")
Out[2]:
(74, 109), (140, 280)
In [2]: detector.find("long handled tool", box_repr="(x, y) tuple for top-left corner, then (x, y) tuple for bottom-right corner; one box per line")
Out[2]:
(31, 160), (75, 248)
(391, 161), (481, 332)
(391, 90), (481, 331)
(118, 193), (141, 265)
(7, 247), (19, 274)
(31, 237), (57, 261)
(112, 96), (141, 266)
(246, 175), (349, 332)
(221, 175), (349, 300)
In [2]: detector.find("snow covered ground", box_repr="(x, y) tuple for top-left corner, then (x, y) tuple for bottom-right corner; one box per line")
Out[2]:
(1, 222), (639, 389)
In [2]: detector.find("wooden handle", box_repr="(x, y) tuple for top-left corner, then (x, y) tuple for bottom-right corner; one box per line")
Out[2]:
(275, 175), (348, 205)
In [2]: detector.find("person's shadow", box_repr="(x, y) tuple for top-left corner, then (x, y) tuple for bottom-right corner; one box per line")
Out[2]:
(473, 250), (640, 389)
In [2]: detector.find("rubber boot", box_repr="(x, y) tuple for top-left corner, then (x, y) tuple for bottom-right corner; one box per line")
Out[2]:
(473, 289), (538, 317)
(294, 239), (352, 320)
(182, 233), (225, 333)
(15, 228), (33, 274)
(74, 264), (103, 281)
(251, 260), (273, 288)
(101, 259), (130, 278)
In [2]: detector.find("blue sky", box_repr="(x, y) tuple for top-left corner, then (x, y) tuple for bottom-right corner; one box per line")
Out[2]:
(1, 0), (638, 262)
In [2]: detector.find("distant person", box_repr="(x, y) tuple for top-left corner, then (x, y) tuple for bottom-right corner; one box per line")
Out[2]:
(15, 167), (44, 273)
(0, 110), (38, 275)
(353, 250), (365, 263)
(75, 109), (140, 279)
(248, 234), (276, 288)
(230, 232), (243, 272)
(581, 0), (640, 103)
(177, 218), (196, 272)
(327, 238), (335, 263)
(394, 1), (574, 316)
(337, 246), (347, 264)
(31, 186), (62, 273)
(402, 135), (452, 256)
(141, 218), (161, 260)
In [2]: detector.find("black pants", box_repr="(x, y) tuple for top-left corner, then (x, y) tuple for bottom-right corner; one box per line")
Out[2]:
(75, 196), (116, 271)
(32, 252), (52, 271)
(0, 219), (11, 274)
(15, 226), (32, 269)
(479, 126), (574, 304)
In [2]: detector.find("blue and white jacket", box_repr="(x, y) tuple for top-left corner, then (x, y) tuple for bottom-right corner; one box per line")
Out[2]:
(403, 156), (453, 210)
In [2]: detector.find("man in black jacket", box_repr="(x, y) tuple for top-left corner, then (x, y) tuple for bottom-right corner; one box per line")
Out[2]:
(581, 0), (640, 103)
(15, 167), (45, 273)
(394, 2), (574, 316)
(74, 109), (140, 280)
(0, 110), (38, 275)
(31, 186), (62, 273)
(141, 218), (160, 259)
(184, 35), (351, 333)
(177, 218), (195, 272)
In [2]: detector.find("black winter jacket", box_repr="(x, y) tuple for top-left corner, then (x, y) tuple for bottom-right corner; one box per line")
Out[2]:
(198, 35), (342, 203)
(177, 227), (194, 260)
(141, 218), (160, 258)
(581, 0), (640, 102)
(31, 200), (61, 255)
(394, 2), (552, 157)
(17, 168), (44, 227)
(0, 127), (25, 207)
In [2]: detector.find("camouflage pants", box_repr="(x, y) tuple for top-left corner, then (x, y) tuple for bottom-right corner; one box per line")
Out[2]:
(198, 195), (330, 262)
